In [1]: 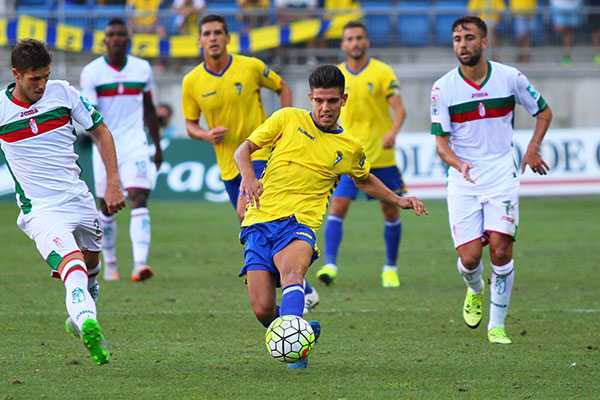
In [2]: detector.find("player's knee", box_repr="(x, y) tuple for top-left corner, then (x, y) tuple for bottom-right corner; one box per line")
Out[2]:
(460, 255), (481, 270)
(490, 247), (511, 265)
(279, 269), (304, 288)
(253, 305), (277, 327)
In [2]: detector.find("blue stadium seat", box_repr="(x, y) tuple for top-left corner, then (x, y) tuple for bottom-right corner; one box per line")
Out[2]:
(397, 1), (430, 46)
(64, 4), (91, 30)
(207, 3), (242, 33)
(434, 0), (466, 45)
(363, 2), (393, 46)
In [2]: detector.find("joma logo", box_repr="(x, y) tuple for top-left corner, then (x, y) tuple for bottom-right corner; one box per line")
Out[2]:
(20, 108), (39, 117)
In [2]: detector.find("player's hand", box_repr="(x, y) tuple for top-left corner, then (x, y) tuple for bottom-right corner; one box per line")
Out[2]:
(459, 161), (475, 184)
(152, 147), (163, 170)
(521, 142), (549, 175)
(239, 176), (263, 210)
(397, 196), (429, 216)
(208, 126), (227, 145)
(104, 183), (126, 214)
(381, 132), (396, 149)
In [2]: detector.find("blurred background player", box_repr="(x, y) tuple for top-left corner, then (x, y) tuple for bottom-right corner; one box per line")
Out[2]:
(509, 0), (538, 63)
(316, 20), (407, 288)
(181, 14), (318, 312)
(431, 16), (552, 344)
(80, 17), (163, 282)
(234, 64), (427, 368)
(550, 0), (583, 65)
(1, 39), (126, 364)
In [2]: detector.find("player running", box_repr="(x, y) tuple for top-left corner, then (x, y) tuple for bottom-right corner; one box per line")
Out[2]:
(234, 65), (428, 368)
(0, 39), (126, 364)
(316, 20), (408, 288)
(431, 16), (552, 344)
(80, 17), (162, 282)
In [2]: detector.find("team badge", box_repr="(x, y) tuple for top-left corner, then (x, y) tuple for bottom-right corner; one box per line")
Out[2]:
(71, 287), (86, 304)
(333, 151), (343, 166)
(235, 82), (242, 95)
(29, 118), (39, 134)
(431, 95), (439, 115)
(478, 102), (486, 117)
(117, 82), (124, 94)
(495, 276), (506, 295)
(526, 84), (539, 100)
(367, 83), (374, 93)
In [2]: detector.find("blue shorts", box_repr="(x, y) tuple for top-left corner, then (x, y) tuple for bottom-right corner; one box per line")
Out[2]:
(239, 216), (320, 284)
(332, 166), (405, 200)
(223, 160), (267, 208)
(551, 5), (581, 28)
(513, 16), (536, 38)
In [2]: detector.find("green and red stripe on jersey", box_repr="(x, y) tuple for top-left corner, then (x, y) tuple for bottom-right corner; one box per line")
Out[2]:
(96, 82), (146, 97)
(0, 107), (71, 143)
(448, 95), (516, 124)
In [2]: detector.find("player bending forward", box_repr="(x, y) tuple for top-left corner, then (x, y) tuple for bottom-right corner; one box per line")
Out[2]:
(0, 39), (126, 364)
(234, 65), (428, 368)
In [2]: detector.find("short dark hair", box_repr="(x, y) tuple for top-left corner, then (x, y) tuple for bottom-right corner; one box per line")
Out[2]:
(343, 20), (367, 34)
(11, 39), (52, 73)
(452, 16), (487, 38)
(107, 17), (127, 28)
(200, 14), (229, 35)
(309, 65), (345, 94)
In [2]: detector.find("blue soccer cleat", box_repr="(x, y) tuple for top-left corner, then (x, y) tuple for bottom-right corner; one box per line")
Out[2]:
(287, 320), (321, 369)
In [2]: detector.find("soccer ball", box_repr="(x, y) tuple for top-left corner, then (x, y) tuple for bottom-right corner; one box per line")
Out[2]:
(265, 315), (315, 363)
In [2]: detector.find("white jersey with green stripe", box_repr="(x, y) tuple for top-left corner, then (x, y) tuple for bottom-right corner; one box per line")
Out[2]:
(430, 60), (547, 194)
(80, 55), (152, 158)
(0, 80), (103, 213)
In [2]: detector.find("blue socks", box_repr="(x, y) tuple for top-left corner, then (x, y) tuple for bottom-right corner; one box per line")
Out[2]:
(280, 284), (304, 317)
(384, 218), (402, 266)
(324, 214), (344, 265)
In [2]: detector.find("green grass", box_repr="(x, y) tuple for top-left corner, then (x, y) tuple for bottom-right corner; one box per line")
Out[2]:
(0, 197), (598, 399)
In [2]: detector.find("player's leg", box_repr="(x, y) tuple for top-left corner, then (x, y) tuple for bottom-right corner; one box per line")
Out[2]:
(274, 239), (314, 317)
(380, 202), (401, 288)
(246, 270), (279, 327)
(128, 187), (153, 281)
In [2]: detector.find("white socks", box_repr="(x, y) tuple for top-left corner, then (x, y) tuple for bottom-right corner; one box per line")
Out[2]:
(130, 207), (151, 266)
(457, 258), (484, 294)
(100, 212), (117, 264)
(62, 260), (97, 331)
(488, 260), (515, 331)
(87, 262), (101, 304)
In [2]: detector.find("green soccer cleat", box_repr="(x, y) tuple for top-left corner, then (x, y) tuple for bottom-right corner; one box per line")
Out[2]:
(65, 317), (81, 338)
(81, 319), (110, 365)
(381, 269), (400, 288)
(316, 264), (337, 286)
(463, 285), (484, 329)
(488, 326), (512, 344)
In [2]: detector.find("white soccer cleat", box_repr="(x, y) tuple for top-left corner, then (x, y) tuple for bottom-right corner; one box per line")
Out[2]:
(303, 287), (320, 314)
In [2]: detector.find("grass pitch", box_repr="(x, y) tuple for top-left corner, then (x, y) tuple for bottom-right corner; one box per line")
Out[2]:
(0, 196), (598, 399)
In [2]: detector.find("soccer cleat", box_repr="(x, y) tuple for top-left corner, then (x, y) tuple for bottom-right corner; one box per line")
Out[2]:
(303, 287), (320, 314)
(131, 265), (153, 282)
(103, 262), (119, 281)
(463, 285), (484, 329)
(488, 326), (512, 344)
(381, 269), (400, 288)
(316, 264), (337, 286)
(287, 320), (321, 369)
(65, 317), (81, 338)
(81, 319), (110, 365)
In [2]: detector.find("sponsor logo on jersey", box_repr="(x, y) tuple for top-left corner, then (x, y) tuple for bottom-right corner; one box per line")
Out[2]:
(20, 108), (39, 117)
(333, 151), (343, 166)
(501, 215), (514, 223)
(80, 96), (94, 112)
(235, 82), (242, 95)
(431, 95), (439, 115)
(526, 84), (539, 100)
(29, 118), (39, 134)
(52, 236), (65, 249)
(298, 126), (315, 140)
(201, 91), (216, 98)
(471, 92), (488, 98)
(478, 102), (486, 117)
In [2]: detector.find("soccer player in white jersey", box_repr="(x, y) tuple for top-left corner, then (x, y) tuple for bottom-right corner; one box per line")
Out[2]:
(80, 18), (162, 282)
(0, 39), (126, 364)
(431, 16), (552, 344)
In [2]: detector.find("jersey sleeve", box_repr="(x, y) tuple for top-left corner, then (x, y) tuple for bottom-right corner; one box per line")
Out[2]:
(430, 82), (451, 136)
(143, 61), (154, 94)
(382, 65), (401, 98)
(513, 70), (548, 116)
(251, 57), (282, 92)
(181, 72), (201, 120)
(79, 65), (98, 107)
(64, 81), (104, 132)
(348, 143), (371, 181)
(247, 109), (285, 148)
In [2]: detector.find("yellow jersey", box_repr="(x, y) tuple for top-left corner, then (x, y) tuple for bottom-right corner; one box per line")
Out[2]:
(338, 58), (400, 168)
(181, 54), (282, 180)
(242, 108), (371, 231)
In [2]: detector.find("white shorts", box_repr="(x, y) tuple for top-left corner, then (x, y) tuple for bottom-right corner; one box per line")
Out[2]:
(447, 190), (519, 249)
(93, 151), (155, 198)
(17, 192), (102, 277)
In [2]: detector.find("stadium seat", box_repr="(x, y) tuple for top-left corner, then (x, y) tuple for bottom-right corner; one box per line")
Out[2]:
(397, 1), (430, 46)
(434, 0), (466, 45)
(64, 4), (91, 30)
(207, 3), (242, 33)
(363, 2), (393, 47)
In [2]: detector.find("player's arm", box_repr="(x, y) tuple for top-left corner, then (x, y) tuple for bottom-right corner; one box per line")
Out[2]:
(521, 105), (552, 175)
(435, 135), (475, 184)
(143, 92), (163, 169)
(276, 79), (292, 108)
(89, 122), (126, 214)
(234, 140), (263, 209)
(353, 174), (428, 216)
(185, 119), (227, 144)
(382, 94), (406, 149)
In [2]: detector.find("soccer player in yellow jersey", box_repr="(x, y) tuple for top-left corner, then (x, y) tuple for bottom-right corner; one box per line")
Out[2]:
(234, 65), (427, 368)
(181, 14), (292, 220)
(316, 21), (408, 288)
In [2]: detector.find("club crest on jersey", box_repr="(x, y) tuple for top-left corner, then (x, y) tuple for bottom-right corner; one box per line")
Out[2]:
(333, 151), (343, 166)
(235, 82), (242, 95)
(431, 95), (439, 115)
(117, 82), (124, 94)
(367, 83), (374, 93)
(29, 118), (39, 134)
(478, 102), (486, 117)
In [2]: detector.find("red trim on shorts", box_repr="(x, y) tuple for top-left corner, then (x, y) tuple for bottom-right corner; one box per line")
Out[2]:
(456, 236), (483, 249)
(483, 229), (515, 240)
(63, 265), (88, 282)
